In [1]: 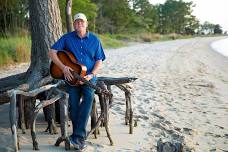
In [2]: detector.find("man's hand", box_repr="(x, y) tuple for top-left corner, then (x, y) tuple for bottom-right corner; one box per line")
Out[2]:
(63, 66), (73, 81)
(79, 74), (93, 85)
(84, 74), (94, 81)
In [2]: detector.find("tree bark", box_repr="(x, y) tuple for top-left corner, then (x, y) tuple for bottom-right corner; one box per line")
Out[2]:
(26, 0), (63, 90)
(66, 0), (73, 32)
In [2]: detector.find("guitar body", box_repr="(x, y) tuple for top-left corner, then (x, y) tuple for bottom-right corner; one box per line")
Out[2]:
(50, 51), (87, 86)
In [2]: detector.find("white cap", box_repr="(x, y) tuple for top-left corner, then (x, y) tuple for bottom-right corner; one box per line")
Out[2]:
(74, 13), (87, 21)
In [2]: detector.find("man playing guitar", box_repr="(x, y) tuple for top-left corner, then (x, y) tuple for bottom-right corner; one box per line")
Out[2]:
(49, 13), (105, 151)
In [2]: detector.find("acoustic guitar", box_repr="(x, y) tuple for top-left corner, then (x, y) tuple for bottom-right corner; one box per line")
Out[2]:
(50, 51), (112, 96)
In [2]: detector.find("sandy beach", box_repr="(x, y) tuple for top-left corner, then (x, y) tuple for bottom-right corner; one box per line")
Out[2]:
(0, 36), (228, 151)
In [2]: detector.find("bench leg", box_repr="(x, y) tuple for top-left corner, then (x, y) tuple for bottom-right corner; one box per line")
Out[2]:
(103, 94), (113, 145)
(117, 84), (134, 134)
(54, 92), (70, 150)
(91, 99), (99, 139)
(31, 93), (63, 150)
(125, 92), (133, 134)
(43, 103), (58, 134)
(10, 92), (19, 152)
(86, 112), (103, 139)
(107, 85), (113, 106)
(87, 93), (114, 145)
(125, 92), (130, 125)
(31, 104), (41, 150)
(17, 95), (26, 134)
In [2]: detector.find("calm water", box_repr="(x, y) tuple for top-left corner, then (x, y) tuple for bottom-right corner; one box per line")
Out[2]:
(211, 38), (228, 58)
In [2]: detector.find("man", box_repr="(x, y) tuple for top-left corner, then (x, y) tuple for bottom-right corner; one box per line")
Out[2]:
(49, 13), (105, 150)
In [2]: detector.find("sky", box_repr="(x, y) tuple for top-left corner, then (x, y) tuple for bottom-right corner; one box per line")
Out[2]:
(149, 0), (228, 32)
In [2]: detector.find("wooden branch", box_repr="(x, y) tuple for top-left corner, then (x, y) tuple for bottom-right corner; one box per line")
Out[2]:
(0, 78), (62, 105)
(98, 77), (137, 85)
(7, 80), (64, 97)
(34, 94), (62, 113)
(0, 72), (27, 93)
(17, 75), (53, 91)
(116, 83), (134, 93)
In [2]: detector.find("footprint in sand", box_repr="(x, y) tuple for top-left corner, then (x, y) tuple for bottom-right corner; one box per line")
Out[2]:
(137, 115), (149, 120)
(151, 113), (165, 120)
(215, 125), (224, 129)
(139, 109), (147, 115)
(205, 132), (222, 138)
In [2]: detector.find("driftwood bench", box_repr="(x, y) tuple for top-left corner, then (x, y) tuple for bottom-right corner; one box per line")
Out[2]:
(8, 76), (137, 151)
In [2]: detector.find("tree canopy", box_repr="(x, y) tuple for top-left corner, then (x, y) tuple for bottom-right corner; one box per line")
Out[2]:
(0, 0), (224, 36)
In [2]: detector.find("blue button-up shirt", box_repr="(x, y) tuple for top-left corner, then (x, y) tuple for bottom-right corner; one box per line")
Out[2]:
(51, 31), (105, 74)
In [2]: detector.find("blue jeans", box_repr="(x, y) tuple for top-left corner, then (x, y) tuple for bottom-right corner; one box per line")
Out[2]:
(67, 77), (96, 140)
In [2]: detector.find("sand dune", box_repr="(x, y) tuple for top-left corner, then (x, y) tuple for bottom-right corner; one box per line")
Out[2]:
(0, 37), (228, 151)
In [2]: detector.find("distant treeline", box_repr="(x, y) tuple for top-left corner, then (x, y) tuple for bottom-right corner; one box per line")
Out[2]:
(0, 0), (225, 36)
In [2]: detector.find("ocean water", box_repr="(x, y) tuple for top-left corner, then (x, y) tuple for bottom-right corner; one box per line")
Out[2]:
(211, 38), (228, 58)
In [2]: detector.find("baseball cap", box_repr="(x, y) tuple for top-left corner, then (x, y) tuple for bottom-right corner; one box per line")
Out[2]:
(74, 13), (87, 21)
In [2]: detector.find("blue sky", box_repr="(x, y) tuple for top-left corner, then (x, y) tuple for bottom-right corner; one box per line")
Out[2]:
(149, 0), (228, 32)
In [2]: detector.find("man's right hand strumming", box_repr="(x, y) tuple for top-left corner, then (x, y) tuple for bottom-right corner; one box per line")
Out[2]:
(62, 65), (73, 81)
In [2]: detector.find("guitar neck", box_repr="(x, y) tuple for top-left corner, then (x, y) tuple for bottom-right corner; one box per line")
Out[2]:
(71, 71), (104, 93)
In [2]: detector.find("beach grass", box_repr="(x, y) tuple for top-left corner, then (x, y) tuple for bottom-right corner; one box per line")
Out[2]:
(98, 34), (127, 48)
(0, 36), (31, 67)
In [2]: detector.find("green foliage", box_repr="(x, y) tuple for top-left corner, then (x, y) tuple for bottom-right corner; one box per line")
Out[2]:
(132, 0), (159, 32)
(198, 21), (223, 35)
(58, 0), (97, 32)
(0, 50), (12, 66)
(94, 0), (134, 34)
(0, 36), (31, 67)
(158, 0), (198, 34)
(214, 24), (223, 34)
(1, 0), (224, 37)
(0, 0), (28, 35)
(98, 34), (127, 48)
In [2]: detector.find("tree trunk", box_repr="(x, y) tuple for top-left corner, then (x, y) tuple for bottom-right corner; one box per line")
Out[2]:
(26, 0), (63, 90)
(66, 0), (73, 32)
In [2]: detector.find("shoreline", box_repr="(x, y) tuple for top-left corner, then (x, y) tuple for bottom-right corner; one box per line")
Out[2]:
(0, 36), (228, 151)
(211, 37), (228, 58)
